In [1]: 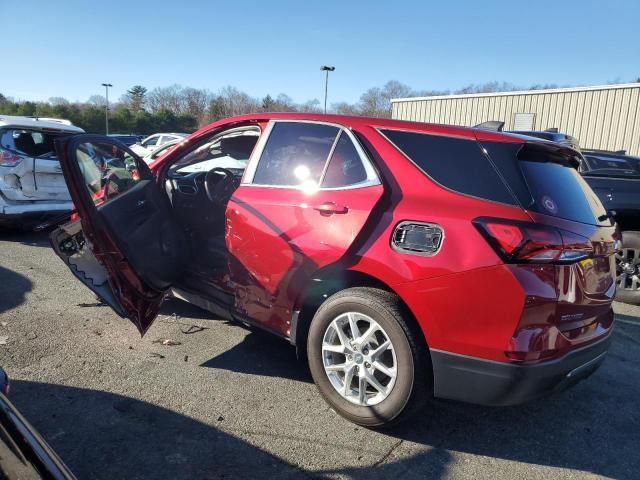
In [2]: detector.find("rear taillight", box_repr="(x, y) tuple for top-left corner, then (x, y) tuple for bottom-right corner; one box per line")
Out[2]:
(474, 217), (593, 264)
(0, 148), (23, 167)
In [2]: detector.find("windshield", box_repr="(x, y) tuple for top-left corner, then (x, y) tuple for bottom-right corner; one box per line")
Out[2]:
(170, 130), (259, 175)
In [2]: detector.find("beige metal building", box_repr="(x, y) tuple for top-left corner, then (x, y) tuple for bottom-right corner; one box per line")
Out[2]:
(391, 83), (640, 155)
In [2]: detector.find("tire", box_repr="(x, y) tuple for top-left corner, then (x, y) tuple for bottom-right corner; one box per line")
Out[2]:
(307, 287), (430, 427)
(615, 231), (640, 305)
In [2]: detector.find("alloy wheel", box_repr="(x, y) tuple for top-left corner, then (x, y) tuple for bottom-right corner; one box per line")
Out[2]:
(321, 312), (397, 406)
(616, 247), (640, 292)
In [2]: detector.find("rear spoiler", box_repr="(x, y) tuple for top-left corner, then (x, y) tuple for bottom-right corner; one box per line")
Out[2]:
(474, 120), (505, 132)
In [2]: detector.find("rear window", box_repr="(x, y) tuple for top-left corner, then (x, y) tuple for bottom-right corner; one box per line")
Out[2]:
(380, 129), (517, 205)
(482, 141), (609, 225)
(0, 129), (62, 159)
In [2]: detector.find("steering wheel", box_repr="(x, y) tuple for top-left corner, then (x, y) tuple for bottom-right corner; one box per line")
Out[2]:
(204, 167), (236, 204)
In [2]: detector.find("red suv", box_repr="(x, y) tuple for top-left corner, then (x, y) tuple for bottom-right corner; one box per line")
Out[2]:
(51, 113), (618, 427)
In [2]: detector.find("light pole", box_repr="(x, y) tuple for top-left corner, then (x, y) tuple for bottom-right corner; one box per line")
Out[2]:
(320, 66), (335, 114)
(101, 83), (113, 135)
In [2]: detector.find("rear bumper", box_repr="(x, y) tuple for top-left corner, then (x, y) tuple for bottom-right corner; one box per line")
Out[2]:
(0, 195), (72, 225)
(431, 334), (611, 406)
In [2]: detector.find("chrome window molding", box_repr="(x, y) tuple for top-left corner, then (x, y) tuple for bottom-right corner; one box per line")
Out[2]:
(242, 119), (381, 191)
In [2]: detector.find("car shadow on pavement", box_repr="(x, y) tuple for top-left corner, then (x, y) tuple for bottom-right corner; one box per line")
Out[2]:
(159, 297), (219, 321)
(201, 329), (312, 383)
(0, 265), (33, 314)
(9, 380), (451, 480)
(0, 229), (51, 248)
(381, 325), (640, 479)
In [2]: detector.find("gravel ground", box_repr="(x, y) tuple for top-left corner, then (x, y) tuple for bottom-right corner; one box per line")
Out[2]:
(0, 230), (638, 480)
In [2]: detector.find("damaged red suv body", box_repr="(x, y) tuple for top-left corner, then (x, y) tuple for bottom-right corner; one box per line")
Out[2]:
(51, 113), (618, 426)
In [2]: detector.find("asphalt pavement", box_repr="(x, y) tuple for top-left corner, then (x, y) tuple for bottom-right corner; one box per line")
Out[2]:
(0, 230), (638, 480)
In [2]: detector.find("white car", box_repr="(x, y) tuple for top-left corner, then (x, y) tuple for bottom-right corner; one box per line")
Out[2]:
(142, 139), (180, 164)
(0, 115), (84, 228)
(130, 133), (187, 157)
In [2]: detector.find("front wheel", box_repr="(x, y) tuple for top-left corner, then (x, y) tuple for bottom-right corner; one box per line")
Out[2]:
(616, 231), (640, 305)
(307, 287), (429, 427)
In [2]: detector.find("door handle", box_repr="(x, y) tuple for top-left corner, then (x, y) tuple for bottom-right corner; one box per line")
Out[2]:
(313, 202), (348, 215)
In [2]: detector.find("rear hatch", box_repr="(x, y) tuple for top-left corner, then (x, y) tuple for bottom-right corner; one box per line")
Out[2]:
(478, 137), (617, 350)
(0, 128), (72, 202)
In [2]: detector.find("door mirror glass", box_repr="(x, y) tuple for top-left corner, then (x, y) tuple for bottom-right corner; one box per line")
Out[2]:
(75, 141), (151, 207)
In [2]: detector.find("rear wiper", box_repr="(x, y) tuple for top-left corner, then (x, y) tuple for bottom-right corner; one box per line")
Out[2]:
(597, 210), (617, 223)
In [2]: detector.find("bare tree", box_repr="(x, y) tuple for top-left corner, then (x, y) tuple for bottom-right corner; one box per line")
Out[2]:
(48, 97), (70, 106)
(332, 101), (360, 116)
(273, 93), (297, 112)
(147, 84), (184, 114)
(182, 87), (211, 125)
(299, 99), (322, 113)
(87, 94), (106, 107)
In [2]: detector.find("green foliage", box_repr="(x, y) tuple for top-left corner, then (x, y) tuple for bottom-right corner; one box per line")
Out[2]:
(125, 85), (147, 113)
(0, 96), (197, 134)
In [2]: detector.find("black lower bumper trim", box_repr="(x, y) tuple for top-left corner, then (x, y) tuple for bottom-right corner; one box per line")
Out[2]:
(431, 335), (611, 406)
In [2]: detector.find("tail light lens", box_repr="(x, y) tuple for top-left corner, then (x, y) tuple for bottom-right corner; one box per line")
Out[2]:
(474, 217), (593, 264)
(0, 148), (23, 167)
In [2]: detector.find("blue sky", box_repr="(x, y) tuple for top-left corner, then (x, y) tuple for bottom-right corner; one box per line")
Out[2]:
(3, 0), (639, 104)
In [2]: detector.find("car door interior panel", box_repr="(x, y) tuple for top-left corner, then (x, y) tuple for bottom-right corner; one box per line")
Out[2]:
(98, 178), (189, 291)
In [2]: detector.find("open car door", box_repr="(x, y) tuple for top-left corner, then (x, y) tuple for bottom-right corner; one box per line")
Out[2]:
(50, 135), (188, 334)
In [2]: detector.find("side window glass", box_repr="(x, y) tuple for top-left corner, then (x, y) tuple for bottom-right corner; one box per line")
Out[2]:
(321, 132), (368, 188)
(253, 122), (339, 187)
(381, 129), (516, 205)
(143, 136), (159, 147)
(75, 141), (151, 207)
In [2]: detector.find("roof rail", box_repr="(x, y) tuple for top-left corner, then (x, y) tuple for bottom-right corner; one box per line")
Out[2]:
(24, 116), (73, 126)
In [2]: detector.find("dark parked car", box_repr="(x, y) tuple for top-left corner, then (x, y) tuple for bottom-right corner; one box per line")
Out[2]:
(580, 149), (640, 304)
(0, 368), (75, 479)
(107, 134), (144, 146)
(50, 114), (617, 427)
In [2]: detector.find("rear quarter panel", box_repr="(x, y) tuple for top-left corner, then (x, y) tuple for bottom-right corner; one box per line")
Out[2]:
(339, 126), (532, 360)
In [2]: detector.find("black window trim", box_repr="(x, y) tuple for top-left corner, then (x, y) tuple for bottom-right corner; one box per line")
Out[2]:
(243, 120), (380, 191)
(376, 127), (523, 209)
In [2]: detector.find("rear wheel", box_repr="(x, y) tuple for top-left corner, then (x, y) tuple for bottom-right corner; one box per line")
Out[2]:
(307, 287), (429, 427)
(616, 231), (640, 305)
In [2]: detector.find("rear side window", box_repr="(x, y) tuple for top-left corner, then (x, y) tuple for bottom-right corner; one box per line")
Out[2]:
(321, 132), (368, 188)
(380, 129), (516, 205)
(481, 141), (608, 225)
(0, 129), (61, 159)
(253, 122), (339, 187)
(143, 136), (159, 147)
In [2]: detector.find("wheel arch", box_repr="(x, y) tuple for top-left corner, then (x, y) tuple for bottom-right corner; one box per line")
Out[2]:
(291, 266), (429, 358)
